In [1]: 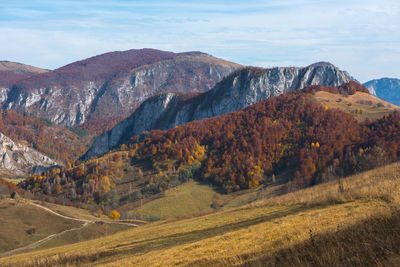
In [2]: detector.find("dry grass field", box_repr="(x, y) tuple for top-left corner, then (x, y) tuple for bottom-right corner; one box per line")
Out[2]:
(313, 91), (399, 121)
(1, 162), (400, 266)
(0, 199), (132, 257)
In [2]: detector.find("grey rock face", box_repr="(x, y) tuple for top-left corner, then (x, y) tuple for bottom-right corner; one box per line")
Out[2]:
(0, 133), (57, 175)
(364, 78), (400, 105)
(0, 88), (9, 102)
(83, 64), (354, 160)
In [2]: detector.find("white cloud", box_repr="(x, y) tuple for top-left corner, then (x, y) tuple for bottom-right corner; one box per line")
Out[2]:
(0, 0), (399, 81)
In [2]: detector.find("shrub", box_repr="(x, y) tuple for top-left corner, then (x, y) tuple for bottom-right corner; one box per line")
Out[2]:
(109, 210), (120, 220)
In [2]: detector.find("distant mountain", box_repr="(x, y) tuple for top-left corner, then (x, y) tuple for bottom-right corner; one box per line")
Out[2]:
(364, 78), (400, 105)
(4, 49), (240, 127)
(0, 61), (48, 101)
(83, 63), (354, 160)
(0, 132), (56, 175)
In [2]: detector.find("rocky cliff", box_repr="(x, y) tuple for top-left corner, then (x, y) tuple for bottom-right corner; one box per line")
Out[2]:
(83, 64), (354, 159)
(4, 49), (240, 126)
(364, 78), (400, 105)
(0, 133), (57, 175)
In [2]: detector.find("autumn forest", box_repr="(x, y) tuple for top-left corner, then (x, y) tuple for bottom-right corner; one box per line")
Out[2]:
(15, 82), (400, 217)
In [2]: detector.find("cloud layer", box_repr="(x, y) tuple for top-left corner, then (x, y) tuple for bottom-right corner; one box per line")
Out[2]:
(0, 0), (399, 82)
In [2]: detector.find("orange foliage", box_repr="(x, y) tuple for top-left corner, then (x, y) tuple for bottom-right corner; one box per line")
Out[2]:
(0, 110), (93, 164)
(109, 210), (120, 220)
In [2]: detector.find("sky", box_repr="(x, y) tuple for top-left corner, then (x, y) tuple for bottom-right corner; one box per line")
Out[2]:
(0, 0), (399, 82)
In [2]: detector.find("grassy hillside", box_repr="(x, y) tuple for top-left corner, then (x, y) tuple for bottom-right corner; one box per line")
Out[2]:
(0, 61), (48, 74)
(313, 91), (399, 121)
(122, 180), (279, 221)
(124, 180), (217, 220)
(0, 199), (133, 257)
(3, 161), (400, 266)
(0, 199), (81, 253)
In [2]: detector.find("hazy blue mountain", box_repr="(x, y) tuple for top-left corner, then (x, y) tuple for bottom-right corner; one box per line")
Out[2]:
(364, 78), (400, 105)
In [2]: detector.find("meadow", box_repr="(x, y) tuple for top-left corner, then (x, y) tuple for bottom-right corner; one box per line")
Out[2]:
(1, 162), (400, 266)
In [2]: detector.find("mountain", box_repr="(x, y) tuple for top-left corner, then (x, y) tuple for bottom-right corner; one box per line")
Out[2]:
(4, 49), (240, 127)
(0, 61), (48, 102)
(84, 64), (354, 160)
(364, 78), (400, 105)
(25, 82), (400, 205)
(0, 132), (56, 175)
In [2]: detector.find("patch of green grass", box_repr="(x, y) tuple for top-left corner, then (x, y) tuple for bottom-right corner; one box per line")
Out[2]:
(126, 180), (279, 221)
(39, 117), (53, 126)
(67, 127), (91, 137)
(128, 180), (218, 220)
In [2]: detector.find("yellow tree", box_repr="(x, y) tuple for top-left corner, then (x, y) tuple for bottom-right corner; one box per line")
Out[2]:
(109, 210), (120, 220)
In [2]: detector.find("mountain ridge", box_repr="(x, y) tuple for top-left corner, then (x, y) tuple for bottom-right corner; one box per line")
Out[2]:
(3, 49), (240, 127)
(83, 64), (354, 160)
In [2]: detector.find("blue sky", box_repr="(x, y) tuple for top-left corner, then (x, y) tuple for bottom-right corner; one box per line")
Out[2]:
(0, 0), (399, 82)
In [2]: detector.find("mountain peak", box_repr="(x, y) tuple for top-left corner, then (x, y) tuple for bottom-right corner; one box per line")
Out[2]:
(307, 61), (336, 68)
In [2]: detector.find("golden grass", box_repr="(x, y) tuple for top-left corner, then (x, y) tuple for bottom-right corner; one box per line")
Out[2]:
(35, 201), (110, 222)
(262, 162), (400, 207)
(34, 223), (130, 251)
(0, 200), (82, 253)
(0, 177), (25, 184)
(313, 91), (399, 121)
(238, 210), (400, 267)
(106, 201), (389, 267)
(3, 162), (400, 266)
(0, 61), (48, 74)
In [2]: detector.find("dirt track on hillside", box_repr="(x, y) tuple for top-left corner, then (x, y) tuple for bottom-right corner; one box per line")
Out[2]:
(0, 199), (139, 257)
